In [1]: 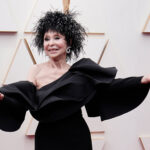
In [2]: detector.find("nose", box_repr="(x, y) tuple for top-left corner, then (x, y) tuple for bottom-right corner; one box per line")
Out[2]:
(48, 39), (55, 46)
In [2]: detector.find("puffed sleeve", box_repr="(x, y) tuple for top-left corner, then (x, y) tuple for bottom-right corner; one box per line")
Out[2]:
(0, 81), (36, 132)
(85, 76), (150, 121)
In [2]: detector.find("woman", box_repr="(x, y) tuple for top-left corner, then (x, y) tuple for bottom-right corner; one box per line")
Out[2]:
(0, 11), (150, 150)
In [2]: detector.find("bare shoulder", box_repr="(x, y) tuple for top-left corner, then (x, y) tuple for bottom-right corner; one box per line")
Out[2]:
(28, 64), (41, 74)
(27, 64), (41, 85)
(27, 62), (48, 83)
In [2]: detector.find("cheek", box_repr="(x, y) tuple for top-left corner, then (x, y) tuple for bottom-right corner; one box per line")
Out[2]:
(43, 42), (48, 50)
(61, 44), (67, 50)
(43, 42), (48, 55)
(44, 49), (48, 56)
(59, 41), (68, 50)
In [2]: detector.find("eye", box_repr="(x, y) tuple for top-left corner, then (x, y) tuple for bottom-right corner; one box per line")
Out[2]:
(44, 37), (49, 41)
(55, 36), (60, 40)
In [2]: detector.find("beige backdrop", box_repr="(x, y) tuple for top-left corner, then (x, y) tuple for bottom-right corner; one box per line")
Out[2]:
(0, 0), (150, 150)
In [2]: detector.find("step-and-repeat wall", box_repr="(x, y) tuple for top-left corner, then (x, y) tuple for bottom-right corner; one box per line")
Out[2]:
(0, 0), (150, 150)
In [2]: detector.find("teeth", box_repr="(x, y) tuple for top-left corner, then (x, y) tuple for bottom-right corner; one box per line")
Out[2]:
(48, 49), (58, 52)
(49, 49), (57, 50)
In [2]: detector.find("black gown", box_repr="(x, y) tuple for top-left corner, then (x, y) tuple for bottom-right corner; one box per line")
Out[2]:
(0, 58), (149, 150)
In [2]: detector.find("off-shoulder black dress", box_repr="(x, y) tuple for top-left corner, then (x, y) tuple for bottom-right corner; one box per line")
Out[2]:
(0, 58), (149, 150)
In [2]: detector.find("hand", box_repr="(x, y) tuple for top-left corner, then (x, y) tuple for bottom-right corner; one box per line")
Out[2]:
(0, 93), (4, 101)
(141, 75), (150, 84)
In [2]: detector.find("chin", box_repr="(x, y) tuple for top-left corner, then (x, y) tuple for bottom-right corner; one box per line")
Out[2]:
(49, 54), (64, 60)
(48, 52), (66, 60)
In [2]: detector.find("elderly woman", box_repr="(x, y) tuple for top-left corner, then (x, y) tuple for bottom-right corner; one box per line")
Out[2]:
(0, 11), (150, 150)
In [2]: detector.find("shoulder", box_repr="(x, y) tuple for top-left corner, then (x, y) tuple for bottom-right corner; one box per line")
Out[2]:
(27, 64), (42, 85)
(28, 64), (40, 74)
(27, 62), (49, 79)
(28, 62), (48, 73)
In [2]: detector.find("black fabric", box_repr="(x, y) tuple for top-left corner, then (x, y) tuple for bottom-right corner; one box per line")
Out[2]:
(0, 81), (36, 131)
(35, 110), (92, 150)
(0, 58), (149, 150)
(85, 77), (150, 120)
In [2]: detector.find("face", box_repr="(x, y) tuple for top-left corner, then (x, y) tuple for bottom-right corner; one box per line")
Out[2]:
(43, 30), (68, 60)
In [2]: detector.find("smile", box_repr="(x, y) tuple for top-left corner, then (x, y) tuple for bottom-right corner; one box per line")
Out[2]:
(48, 49), (58, 52)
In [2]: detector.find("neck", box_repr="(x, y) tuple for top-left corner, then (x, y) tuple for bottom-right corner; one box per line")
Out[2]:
(48, 57), (69, 70)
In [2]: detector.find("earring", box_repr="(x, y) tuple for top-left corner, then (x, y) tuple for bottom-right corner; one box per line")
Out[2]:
(66, 47), (71, 54)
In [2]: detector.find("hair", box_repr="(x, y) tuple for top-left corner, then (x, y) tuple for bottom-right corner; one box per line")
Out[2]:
(33, 10), (87, 61)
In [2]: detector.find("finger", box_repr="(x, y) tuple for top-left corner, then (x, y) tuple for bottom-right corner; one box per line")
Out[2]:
(141, 76), (150, 84)
(0, 93), (4, 100)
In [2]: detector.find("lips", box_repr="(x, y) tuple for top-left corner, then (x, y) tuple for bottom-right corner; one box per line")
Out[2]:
(48, 49), (58, 53)
(48, 48), (58, 51)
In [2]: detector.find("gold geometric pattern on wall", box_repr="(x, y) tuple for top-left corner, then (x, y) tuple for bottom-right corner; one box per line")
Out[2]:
(92, 136), (105, 150)
(69, 0), (105, 34)
(24, 0), (64, 33)
(0, 0), (17, 32)
(77, 36), (109, 64)
(142, 14), (150, 33)
(24, 38), (37, 64)
(1, 39), (36, 85)
(24, 0), (105, 35)
(139, 136), (150, 150)
(82, 107), (105, 133)
(1, 39), (21, 85)
(63, 0), (70, 13)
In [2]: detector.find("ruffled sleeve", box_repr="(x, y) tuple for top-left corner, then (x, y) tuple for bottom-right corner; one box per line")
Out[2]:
(70, 58), (117, 85)
(85, 75), (150, 121)
(73, 58), (150, 121)
(0, 81), (36, 132)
